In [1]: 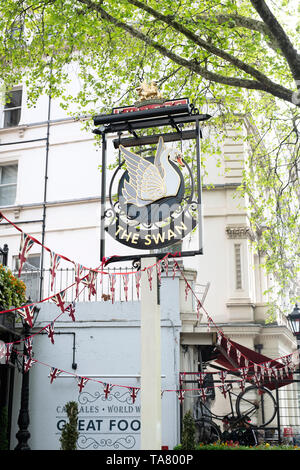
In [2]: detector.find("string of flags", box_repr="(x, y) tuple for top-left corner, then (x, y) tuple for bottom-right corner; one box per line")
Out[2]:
(0, 213), (299, 404)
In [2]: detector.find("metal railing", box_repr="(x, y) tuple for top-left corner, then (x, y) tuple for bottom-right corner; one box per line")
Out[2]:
(15, 267), (141, 304)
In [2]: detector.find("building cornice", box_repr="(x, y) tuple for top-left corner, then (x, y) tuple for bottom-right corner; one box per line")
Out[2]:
(226, 225), (255, 241)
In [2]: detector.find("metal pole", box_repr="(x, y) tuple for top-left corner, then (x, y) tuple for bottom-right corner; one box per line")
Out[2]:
(15, 323), (31, 450)
(39, 90), (52, 301)
(100, 131), (107, 262)
(140, 257), (162, 449)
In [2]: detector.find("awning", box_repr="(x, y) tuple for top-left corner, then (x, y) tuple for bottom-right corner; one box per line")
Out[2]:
(213, 338), (293, 390)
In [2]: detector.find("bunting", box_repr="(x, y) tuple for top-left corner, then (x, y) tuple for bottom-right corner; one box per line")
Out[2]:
(65, 301), (76, 322)
(50, 251), (61, 291)
(25, 337), (33, 357)
(77, 376), (88, 393)
(147, 267), (153, 291)
(16, 305), (36, 328)
(83, 270), (97, 301)
(103, 383), (114, 399)
(122, 274), (129, 302)
(129, 387), (139, 404)
(18, 233), (35, 277)
(49, 367), (62, 384)
(109, 274), (116, 304)
(135, 271), (141, 299)
(176, 390), (185, 404)
(5, 343), (13, 364)
(24, 355), (36, 373)
(51, 291), (66, 313)
(73, 262), (84, 298)
(45, 322), (55, 344)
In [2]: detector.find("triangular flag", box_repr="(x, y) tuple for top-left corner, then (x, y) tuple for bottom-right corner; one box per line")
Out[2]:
(49, 367), (62, 384)
(18, 233), (35, 277)
(77, 376), (88, 392)
(50, 251), (61, 291)
(16, 305), (36, 328)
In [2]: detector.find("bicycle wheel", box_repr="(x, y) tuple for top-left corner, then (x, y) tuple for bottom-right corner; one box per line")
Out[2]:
(236, 386), (277, 427)
(194, 418), (222, 444)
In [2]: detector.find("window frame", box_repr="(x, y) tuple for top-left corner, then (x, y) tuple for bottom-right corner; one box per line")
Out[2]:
(0, 162), (18, 207)
(2, 87), (23, 128)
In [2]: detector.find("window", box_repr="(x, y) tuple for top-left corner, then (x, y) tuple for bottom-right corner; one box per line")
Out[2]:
(0, 164), (18, 206)
(3, 89), (22, 128)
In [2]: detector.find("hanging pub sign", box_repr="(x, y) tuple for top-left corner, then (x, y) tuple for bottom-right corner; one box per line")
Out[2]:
(93, 82), (211, 264)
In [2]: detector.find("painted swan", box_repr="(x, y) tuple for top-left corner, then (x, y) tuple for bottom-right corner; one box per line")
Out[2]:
(120, 137), (184, 207)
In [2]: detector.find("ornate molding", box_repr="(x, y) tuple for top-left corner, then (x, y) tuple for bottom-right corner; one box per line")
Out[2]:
(226, 225), (255, 241)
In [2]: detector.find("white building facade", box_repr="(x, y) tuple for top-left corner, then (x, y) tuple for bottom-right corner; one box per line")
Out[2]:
(0, 82), (299, 450)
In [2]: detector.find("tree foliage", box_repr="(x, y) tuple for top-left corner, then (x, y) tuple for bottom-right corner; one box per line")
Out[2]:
(0, 0), (300, 311)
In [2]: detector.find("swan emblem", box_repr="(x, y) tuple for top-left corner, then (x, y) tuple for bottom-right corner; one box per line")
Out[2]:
(120, 137), (185, 208)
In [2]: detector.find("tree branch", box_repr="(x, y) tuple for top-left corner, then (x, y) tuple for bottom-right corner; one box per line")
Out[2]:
(249, 0), (300, 81)
(127, 0), (281, 86)
(192, 13), (280, 51)
(76, 0), (293, 103)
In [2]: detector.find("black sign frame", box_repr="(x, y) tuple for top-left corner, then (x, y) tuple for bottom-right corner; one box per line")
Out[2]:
(93, 99), (211, 267)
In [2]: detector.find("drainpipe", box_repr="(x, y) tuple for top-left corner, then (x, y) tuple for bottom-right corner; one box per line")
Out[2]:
(39, 90), (52, 302)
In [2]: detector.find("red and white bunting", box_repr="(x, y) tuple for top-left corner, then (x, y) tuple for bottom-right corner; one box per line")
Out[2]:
(226, 340), (231, 356)
(164, 259), (169, 277)
(83, 270), (97, 301)
(198, 372), (204, 388)
(103, 383), (114, 399)
(176, 390), (185, 404)
(216, 332), (223, 346)
(45, 322), (55, 344)
(239, 378), (246, 392)
(172, 263), (177, 280)
(218, 383), (231, 399)
(49, 367), (62, 384)
(73, 262), (84, 298)
(264, 362), (272, 381)
(135, 271), (141, 299)
(109, 274), (116, 304)
(199, 387), (207, 402)
(5, 343), (13, 364)
(65, 301), (76, 322)
(25, 337), (33, 357)
(50, 251), (61, 291)
(51, 290), (66, 313)
(197, 301), (202, 321)
(129, 387), (139, 404)
(18, 233), (35, 277)
(77, 376), (88, 393)
(16, 305), (36, 328)
(219, 371), (228, 397)
(185, 283), (190, 302)
(156, 261), (162, 284)
(147, 267), (153, 291)
(236, 349), (241, 366)
(254, 372), (262, 387)
(24, 356), (36, 373)
(122, 274), (129, 302)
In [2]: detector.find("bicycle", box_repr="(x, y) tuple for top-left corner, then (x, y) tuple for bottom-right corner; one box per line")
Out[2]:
(193, 383), (278, 445)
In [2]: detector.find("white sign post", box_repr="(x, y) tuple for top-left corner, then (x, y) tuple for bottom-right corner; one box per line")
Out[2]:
(140, 257), (162, 450)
